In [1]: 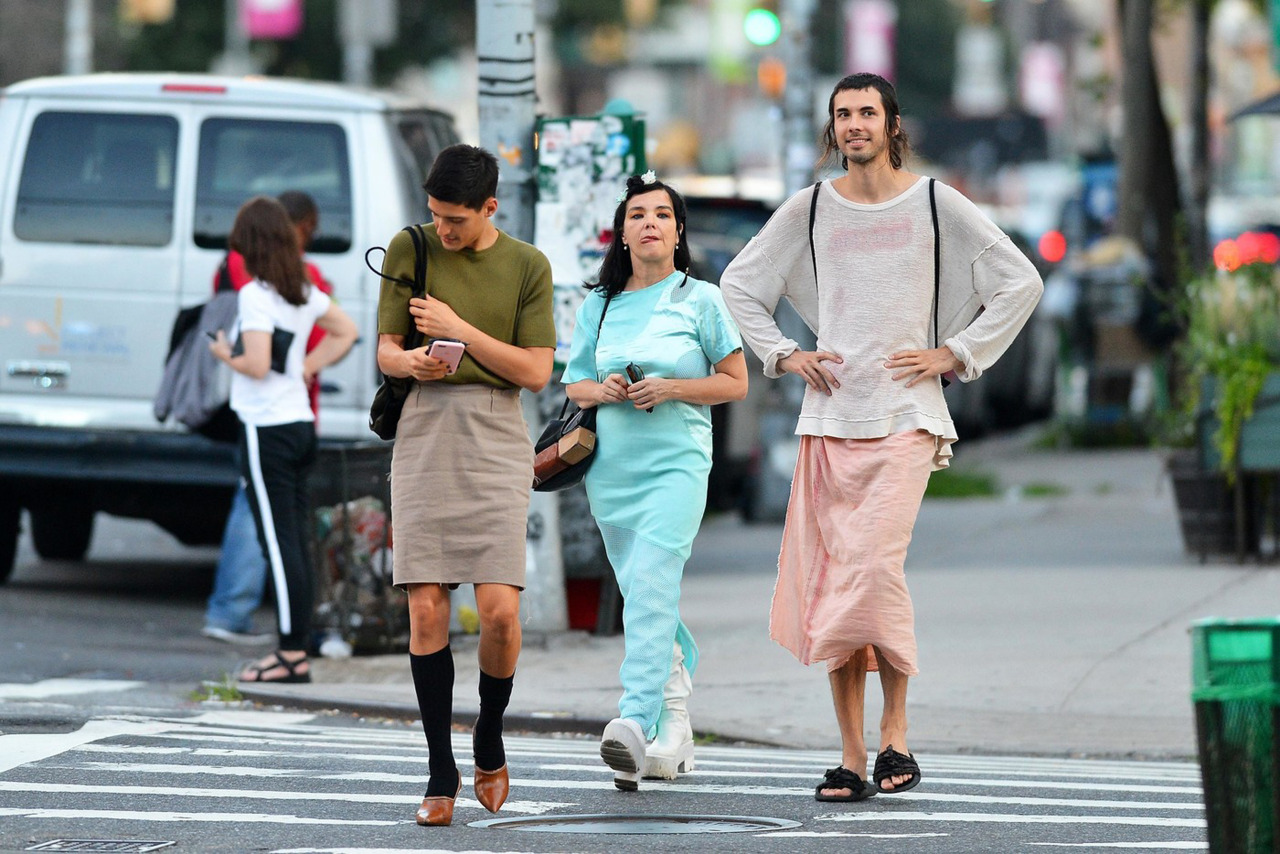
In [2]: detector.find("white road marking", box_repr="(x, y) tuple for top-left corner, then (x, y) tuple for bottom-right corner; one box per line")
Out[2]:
(0, 678), (143, 699)
(0, 781), (569, 816)
(0, 719), (175, 774)
(274, 849), (559, 854)
(0, 807), (396, 826)
(535, 763), (1202, 796)
(1027, 844), (1207, 849)
(762, 831), (950, 839)
(820, 812), (1206, 829)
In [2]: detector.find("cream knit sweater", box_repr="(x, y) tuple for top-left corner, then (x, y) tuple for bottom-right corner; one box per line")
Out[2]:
(720, 177), (1043, 467)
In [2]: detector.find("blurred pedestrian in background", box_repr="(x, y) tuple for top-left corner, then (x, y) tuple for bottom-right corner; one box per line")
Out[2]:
(208, 196), (357, 683)
(563, 171), (746, 791)
(721, 73), (1042, 802)
(202, 191), (336, 646)
(376, 144), (555, 826)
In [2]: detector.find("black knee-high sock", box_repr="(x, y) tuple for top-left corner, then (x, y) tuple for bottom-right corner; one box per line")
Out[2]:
(474, 670), (514, 771)
(410, 647), (457, 797)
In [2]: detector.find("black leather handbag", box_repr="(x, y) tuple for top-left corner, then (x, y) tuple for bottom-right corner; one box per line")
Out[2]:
(531, 400), (598, 492)
(531, 293), (614, 491)
(367, 224), (428, 441)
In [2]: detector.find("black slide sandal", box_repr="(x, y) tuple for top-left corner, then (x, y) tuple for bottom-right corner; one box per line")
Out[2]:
(874, 745), (921, 794)
(814, 765), (877, 802)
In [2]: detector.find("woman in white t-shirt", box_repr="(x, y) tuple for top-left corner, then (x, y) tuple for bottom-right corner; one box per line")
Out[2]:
(210, 196), (358, 684)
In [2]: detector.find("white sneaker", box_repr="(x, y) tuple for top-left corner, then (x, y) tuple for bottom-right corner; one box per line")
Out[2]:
(202, 625), (273, 645)
(600, 717), (646, 791)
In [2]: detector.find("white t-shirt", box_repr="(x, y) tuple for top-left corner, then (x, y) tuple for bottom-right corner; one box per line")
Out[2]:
(229, 279), (331, 427)
(720, 177), (1043, 468)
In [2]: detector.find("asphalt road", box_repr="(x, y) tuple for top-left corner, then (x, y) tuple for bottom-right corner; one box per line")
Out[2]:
(1, 511), (1210, 851)
(1, 706), (1206, 854)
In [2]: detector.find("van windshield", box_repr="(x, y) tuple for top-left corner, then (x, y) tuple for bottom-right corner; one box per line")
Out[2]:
(15, 111), (178, 246)
(195, 118), (352, 253)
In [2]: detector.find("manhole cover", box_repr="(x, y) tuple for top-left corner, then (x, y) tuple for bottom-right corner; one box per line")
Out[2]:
(26, 843), (174, 853)
(469, 813), (802, 834)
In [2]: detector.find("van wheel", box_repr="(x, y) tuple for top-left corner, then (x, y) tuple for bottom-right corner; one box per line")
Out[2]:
(0, 498), (19, 584)
(30, 503), (95, 562)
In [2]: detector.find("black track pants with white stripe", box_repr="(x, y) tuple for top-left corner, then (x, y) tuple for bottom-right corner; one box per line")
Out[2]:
(240, 420), (317, 651)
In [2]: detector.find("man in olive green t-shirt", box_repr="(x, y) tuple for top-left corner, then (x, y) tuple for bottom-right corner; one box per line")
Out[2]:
(376, 144), (554, 826)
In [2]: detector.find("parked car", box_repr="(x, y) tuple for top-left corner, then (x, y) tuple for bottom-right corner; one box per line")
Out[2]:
(0, 72), (459, 581)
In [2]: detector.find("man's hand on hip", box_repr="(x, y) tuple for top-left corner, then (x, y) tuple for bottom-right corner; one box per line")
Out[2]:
(885, 346), (962, 388)
(778, 350), (843, 396)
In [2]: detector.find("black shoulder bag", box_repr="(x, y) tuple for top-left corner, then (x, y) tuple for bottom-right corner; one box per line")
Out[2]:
(531, 294), (613, 492)
(366, 224), (428, 440)
(808, 178), (948, 387)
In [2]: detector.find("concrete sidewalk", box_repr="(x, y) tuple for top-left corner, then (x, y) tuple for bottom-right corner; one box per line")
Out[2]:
(242, 432), (1280, 760)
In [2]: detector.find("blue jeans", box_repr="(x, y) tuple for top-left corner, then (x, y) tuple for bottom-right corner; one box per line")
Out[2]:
(204, 483), (268, 633)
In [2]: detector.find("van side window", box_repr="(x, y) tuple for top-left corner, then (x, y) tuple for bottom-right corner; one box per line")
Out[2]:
(195, 118), (352, 253)
(15, 111), (178, 246)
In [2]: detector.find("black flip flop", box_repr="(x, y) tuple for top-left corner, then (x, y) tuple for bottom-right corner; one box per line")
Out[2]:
(814, 765), (877, 802)
(239, 650), (311, 684)
(873, 745), (921, 794)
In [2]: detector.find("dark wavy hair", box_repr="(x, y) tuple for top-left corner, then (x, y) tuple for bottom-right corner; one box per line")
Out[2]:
(819, 72), (911, 171)
(589, 174), (691, 299)
(423, 143), (499, 211)
(229, 196), (308, 306)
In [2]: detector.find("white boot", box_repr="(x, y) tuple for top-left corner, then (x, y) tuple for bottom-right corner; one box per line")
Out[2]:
(600, 717), (646, 791)
(643, 642), (694, 780)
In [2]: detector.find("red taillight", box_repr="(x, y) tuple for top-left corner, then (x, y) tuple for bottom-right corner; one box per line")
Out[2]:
(161, 83), (227, 95)
(1038, 229), (1067, 264)
(1214, 231), (1280, 270)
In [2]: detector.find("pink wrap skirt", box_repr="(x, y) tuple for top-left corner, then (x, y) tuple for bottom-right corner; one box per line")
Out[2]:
(770, 431), (935, 675)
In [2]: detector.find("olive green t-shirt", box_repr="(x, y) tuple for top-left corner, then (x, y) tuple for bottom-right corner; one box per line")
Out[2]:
(377, 224), (556, 388)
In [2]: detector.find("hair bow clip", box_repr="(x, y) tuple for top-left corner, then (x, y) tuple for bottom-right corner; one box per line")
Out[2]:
(615, 189), (627, 203)
(641, 169), (657, 184)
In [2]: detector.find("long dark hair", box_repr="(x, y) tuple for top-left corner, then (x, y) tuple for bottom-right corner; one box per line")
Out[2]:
(230, 196), (308, 306)
(589, 174), (691, 299)
(819, 72), (911, 171)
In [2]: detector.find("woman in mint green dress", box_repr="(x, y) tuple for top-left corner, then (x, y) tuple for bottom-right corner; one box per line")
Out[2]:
(564, 173), (747, 791)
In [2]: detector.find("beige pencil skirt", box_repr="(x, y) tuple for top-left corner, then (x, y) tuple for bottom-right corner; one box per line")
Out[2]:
(390, 382), (533, 589)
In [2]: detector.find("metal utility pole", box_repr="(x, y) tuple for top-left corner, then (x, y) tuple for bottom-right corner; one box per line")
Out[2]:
(477, 0), (567, 633)
(779, 0), (817, 196)
(64, 0), (93, 75)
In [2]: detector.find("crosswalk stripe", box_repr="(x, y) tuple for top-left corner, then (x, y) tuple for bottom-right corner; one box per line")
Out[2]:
(0, 782), (570, 815)
(819, 811), (1206, 829)
(534, 763), (1202, 796)
(0, 806), (397, 826)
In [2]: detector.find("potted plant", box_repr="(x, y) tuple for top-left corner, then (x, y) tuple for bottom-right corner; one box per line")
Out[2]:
(1169, 260), (1280, 559)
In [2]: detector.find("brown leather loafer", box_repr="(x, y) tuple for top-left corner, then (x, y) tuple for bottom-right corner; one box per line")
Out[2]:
(473, 763), (510, 813)
(415, 775), (462, 826)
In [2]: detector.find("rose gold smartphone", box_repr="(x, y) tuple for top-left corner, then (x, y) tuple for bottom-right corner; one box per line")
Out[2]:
(428, 338), (466, 375)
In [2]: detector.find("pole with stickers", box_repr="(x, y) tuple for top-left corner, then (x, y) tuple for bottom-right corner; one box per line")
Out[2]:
(533, 103), (646, 634)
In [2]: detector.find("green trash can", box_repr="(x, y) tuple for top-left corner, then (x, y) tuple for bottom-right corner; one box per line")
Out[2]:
(1192, 618), (1280, 852)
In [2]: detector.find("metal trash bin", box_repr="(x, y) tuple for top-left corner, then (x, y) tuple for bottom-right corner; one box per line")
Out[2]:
(1192, 618), (1280, 852)
(309, 440), (407, 654)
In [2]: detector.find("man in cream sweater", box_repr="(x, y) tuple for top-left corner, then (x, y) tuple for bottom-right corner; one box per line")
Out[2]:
(720, 72), (1042, 803)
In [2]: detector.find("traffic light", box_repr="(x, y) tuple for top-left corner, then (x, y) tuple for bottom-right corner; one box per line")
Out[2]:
(757, 56), (786, 99)
(744, 7), (781, 46)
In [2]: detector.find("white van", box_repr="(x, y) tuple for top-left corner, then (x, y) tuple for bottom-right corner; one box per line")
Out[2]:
(0, 72), (459, 580)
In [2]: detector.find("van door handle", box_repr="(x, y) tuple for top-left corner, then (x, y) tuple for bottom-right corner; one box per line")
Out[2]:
(7, 360), (70, 389)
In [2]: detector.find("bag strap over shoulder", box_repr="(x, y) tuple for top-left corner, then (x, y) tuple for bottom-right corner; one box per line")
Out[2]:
(928, 177), (939, 349)
(364, 224), (429, 297)
(365, 225), (430, 351)
(808, 181), (822, 283)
